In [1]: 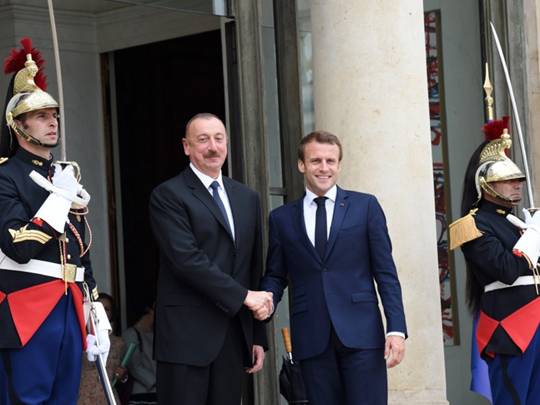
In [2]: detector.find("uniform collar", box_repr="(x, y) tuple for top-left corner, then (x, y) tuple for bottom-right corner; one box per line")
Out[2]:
(479, 199), (513, 216)
(14, 147), (53, 174)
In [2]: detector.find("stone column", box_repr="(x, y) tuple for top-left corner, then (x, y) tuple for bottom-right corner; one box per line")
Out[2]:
(310, 1), (448, 404)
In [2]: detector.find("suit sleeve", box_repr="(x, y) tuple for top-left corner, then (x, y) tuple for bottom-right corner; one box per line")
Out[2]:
(250, 194), (268, 348)
(260, 210), (290, 318)
(149, 183), (247, 316)
(367, 196), (407, 337)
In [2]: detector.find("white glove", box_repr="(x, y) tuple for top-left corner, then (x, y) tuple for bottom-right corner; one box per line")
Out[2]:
(507, 209), (540, 267)
(30, 164), (90, 207)
(32, 165), (88, 233)
(507, 208), (540, 232)
(86, 301), (112, 365)
(86, 330), (111, 365)
(52, 164), (82, 198)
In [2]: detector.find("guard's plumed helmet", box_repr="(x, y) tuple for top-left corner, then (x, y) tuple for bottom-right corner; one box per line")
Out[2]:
(1, 38), (59, 158)
(475, 117), (525, 204)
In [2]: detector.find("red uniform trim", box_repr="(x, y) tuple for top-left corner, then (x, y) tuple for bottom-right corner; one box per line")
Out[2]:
(69, 283), (88, 351)
(477, 311), (499, 358)
(501, 297), (540, 353)
(0, 291), (5, 305)
(7, 280), (87, 347)
(477, 297), (540, 357)
(32, 217), (58, 238)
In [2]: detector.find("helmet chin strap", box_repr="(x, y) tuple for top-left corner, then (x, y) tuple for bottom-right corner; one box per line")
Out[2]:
(43, 139), (60, 149)
(481, 180), (521, 204)
(11, 124), (60, 149)
(499, 196), (522, 204)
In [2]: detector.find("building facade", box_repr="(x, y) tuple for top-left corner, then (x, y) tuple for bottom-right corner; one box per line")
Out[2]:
(1, 0), (538, 403)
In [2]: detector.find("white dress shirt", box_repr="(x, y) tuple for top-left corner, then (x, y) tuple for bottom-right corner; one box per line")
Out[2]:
(303, 186), (337, 247)
(190, 163), (235, 240)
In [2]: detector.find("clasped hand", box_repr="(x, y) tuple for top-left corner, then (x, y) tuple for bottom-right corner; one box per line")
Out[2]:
(507, 208), (540, 232)
(244, 290), (274, 321)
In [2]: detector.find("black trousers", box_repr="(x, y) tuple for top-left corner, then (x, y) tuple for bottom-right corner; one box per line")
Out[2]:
(156, 317), (246, 405)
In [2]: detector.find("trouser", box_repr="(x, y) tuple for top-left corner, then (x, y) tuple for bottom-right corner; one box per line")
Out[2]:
(156, 316), (246, 405)
(299, 325), (387, 405)
(487, 325), (540, 405)
(0, 292), (83, 405)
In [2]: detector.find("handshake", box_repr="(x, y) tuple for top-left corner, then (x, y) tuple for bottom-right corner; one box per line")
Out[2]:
(244, 290), (274, 321)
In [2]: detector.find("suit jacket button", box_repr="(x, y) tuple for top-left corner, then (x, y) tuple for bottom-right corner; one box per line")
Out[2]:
(322, 269), (327, 274)
(231, 249), (236, 256)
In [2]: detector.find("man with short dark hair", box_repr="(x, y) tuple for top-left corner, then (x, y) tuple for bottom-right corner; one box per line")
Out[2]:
(261, 130), (407, 405)
(150, 113), (271, 404)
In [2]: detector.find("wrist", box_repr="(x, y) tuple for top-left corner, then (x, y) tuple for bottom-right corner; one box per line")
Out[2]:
(243, 290), (251, 305)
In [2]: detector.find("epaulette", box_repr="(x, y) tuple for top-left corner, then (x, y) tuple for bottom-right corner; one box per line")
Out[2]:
(0, 157), (8, 165)
(449, 208), (483, 250)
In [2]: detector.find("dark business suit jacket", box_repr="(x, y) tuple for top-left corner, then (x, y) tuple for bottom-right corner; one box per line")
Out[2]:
(261, 186), (407, 360)
(149, 166), (267, 367)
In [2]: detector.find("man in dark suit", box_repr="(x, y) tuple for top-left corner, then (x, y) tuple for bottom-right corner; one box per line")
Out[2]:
(261, 130), (407, 404)
(149, 113), (272, 405)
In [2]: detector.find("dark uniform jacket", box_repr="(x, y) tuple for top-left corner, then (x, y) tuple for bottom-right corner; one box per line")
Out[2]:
(461, 200), (539, 357)
(0, 148), (96, 348)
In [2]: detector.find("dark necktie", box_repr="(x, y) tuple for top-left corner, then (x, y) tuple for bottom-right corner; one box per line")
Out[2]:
(210, 181), (231, 231)
(314, 196), (328, 260)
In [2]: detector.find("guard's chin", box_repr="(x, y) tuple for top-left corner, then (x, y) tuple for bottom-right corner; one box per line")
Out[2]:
(43, 140), (60, 149)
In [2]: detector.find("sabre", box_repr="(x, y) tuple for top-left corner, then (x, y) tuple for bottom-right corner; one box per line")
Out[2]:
(489, 22), (535, 208)
(46, 0), (66, 161)
(89, 303), (118, 405)
(46, 2), (112, 403)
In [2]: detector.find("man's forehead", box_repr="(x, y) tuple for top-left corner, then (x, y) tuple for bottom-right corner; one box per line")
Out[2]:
(305, 141), (339, 154)
(189, 118), (226, 135)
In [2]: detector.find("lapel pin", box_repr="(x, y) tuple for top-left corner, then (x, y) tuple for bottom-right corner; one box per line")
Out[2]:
(340, 203), (344, 207)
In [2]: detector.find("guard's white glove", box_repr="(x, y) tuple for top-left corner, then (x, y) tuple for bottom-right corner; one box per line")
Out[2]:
(507, 209), (540, 267)
(86, 330), (111, 365)
(52, 164), (82, 197)
(86, 301), (112, 365)
(32, 164), (89, 233)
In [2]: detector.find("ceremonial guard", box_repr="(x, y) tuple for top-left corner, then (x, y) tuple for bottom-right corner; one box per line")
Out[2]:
(0, 39), (111, 404)
(450, 117), (540, 405)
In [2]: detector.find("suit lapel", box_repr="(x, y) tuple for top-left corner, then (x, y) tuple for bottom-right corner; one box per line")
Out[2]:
(327, 186), (349, 257)
(223, 177), (239, 246)
(184, 167), (234, 242)
(290, 195), (322, 263)
(224, 178), (247, 278)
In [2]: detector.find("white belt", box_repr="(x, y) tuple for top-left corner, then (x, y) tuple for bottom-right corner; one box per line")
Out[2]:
(0, 249), (84, 283)
(484, 275), (540, 292)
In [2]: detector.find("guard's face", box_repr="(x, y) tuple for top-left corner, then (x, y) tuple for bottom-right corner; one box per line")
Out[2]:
(298, 141), (342, 197)
(488, 179), (523, 207)
(183, 117), (228, 179)
(15, 108), (58, 147)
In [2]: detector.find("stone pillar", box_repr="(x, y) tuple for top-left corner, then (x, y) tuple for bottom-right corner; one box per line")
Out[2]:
(310, 1), (448, 404)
